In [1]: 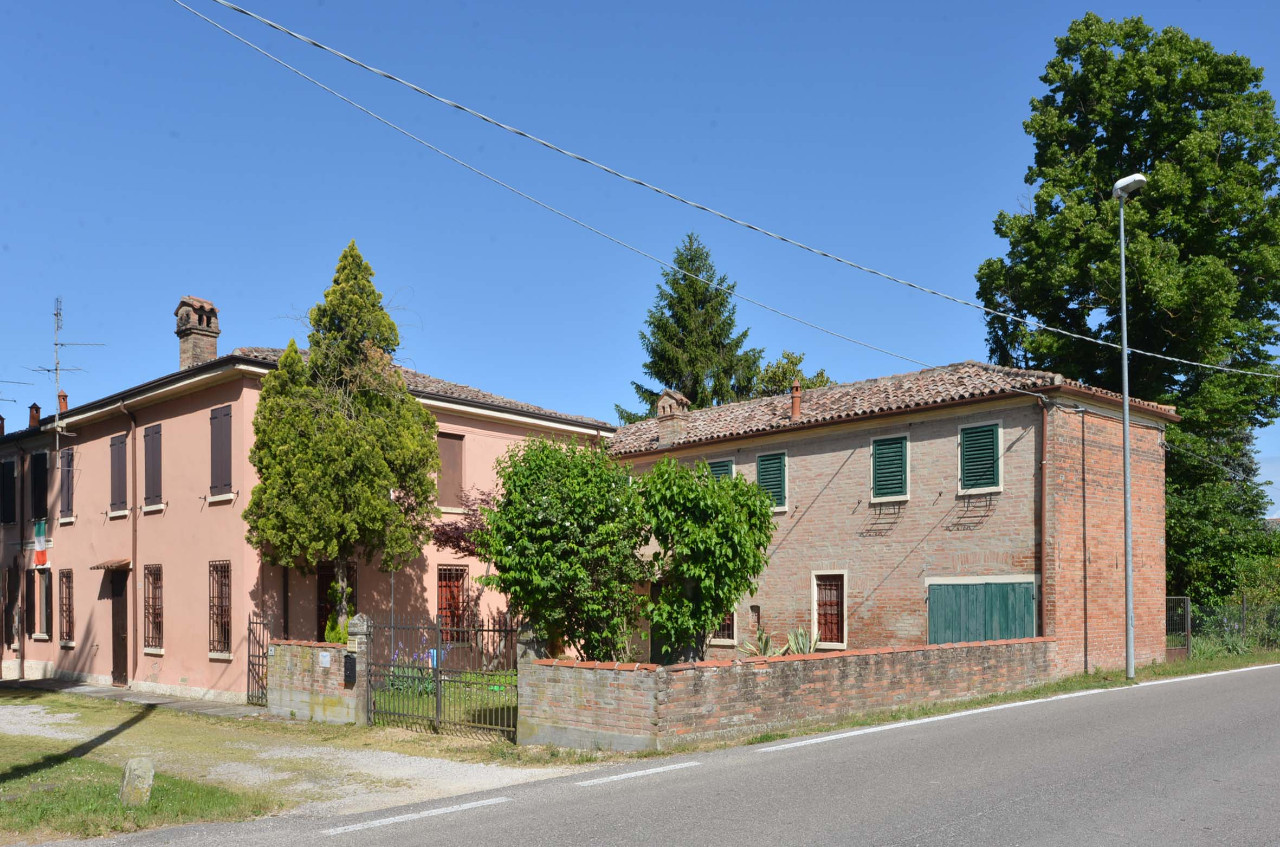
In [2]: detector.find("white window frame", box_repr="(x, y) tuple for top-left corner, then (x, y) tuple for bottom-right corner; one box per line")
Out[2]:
(810, 569), (848, 650)
(757, 449), (789, 513)
(709, 609), (737, 647)
(957, 419), (1004, 496)
(924, 575), (1039, 641)
(869, 431), (911, 504)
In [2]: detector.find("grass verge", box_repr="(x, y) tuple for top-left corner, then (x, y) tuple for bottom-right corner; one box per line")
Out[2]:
(0, 734), (277, 844)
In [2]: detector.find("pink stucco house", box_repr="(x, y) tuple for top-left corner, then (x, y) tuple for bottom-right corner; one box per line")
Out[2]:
(0, 297), (611, 702)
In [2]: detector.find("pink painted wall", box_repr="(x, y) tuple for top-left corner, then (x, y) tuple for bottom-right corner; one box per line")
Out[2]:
(2, 370), (599, 701)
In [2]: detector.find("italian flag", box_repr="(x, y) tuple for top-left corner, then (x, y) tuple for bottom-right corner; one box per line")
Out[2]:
(33, 518), (48, 566)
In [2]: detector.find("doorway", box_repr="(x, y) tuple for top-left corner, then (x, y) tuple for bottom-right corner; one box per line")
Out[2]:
(110, 571), (128, 686)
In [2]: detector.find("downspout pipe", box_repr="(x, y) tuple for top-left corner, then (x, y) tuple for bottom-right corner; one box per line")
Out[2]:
(1038, 399), (1049, 639)
(116, 401), (139, 686)
(15, 444), (26, 680)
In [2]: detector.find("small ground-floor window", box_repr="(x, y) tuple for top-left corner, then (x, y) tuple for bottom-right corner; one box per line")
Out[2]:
(813, 571), (846, 648)
(711, 611), (735, 644)
(209, 561), (231, 654)
(144, 565), (163, 649)
(58, 569), (72, 643)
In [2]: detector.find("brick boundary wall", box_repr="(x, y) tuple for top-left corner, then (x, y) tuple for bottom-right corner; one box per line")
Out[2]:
(518, 637), (1056, 752)
(267, 639), (365, 725)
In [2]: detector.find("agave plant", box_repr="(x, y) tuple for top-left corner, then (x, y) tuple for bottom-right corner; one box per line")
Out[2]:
(738, 629), (783, 657)
(785, 626), (820, 656)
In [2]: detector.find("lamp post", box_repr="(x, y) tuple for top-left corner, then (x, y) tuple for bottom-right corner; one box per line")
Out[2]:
(1113, 172), (1147, 680)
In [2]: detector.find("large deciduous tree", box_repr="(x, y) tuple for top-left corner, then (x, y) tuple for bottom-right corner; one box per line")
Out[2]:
(642, 459), (775, 661)
(475, 438), (650, 661)
(245, 241), (440, 634)
(617, 233), (763, 423)
(750, 350), (835, 398)
(975, 14), (1280, 601)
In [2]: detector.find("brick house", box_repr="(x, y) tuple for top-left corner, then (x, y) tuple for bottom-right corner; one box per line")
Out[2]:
(0, 297), (611, 701)
(610, 362), (1177, 676)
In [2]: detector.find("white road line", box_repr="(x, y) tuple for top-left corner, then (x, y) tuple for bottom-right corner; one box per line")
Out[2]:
(322, 797), (511, 835)
(576, 761), (701, 786)
(756, 662), (1280, 754)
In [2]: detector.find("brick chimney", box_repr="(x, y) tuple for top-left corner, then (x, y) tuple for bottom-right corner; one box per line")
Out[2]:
(175, 296), (220, 370)
(790, 379), (802, 421)
(29, 403), (40, 429)
(0, 414), (5, 437)
(655, 389), (690, 445)
(57, 390), (68, 413)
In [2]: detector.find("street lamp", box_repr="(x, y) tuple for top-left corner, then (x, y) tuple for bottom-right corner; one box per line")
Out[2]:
(1113, 172), (1147, 680)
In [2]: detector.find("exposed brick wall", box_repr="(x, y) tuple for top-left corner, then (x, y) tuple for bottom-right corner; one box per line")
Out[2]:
(518, 638), (1057, 751)
(1045, 406), (1166, 675)
(267, 640), (362, 724)
(636, 400), (1045, 653)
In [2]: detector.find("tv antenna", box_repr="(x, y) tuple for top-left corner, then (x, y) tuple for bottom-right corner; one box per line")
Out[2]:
(26, 298), (104, 457)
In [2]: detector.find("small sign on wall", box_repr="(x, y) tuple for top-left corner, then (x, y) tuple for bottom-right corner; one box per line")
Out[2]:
(268, 645), (275, 657)
(319, 651), (332, 669)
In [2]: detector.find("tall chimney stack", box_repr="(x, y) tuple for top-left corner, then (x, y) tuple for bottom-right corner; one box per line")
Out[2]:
(175, 296), (220, 370)
(29, 403), (41, 429)
(790, 379), (802, 421)
(57, 390), (68, 413)
(655, 389), (691, 446)
(0, 414), (5, 437)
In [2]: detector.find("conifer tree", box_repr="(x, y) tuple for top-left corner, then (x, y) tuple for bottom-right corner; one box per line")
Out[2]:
(617, 233), (763, 423)
(246, 241), (440, 633)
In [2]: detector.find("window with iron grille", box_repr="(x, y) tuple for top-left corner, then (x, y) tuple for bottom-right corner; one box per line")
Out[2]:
(144, 565), (163, 649)
(209, 561), (231, 654)
(38, 568), (52, 637)
(58, 569), (72, 642)
(814, 573), (845, 646)
(438, 567), (467, 641)
(711, 611), (735, 642)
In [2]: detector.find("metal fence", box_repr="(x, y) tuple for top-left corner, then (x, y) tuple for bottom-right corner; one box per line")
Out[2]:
(1189, 600), (1280, 652)
(247, 614), (269, 706)
(367, 613), (519, 738)
(1165, 597), (1190, 661)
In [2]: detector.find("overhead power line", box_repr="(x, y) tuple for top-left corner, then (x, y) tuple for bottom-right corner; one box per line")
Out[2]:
(201, 0), (1280, 384)
(172, 0), (1062, 410)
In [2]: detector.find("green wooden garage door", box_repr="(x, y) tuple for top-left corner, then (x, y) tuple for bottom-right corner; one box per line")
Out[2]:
(927, 582), (1035, 644)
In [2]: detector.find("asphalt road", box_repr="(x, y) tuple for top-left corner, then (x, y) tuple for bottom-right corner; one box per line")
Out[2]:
(67, 664), (1280, 847)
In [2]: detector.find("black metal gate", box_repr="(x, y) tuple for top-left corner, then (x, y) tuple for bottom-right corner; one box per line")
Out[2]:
(247, 614), (269, 706)
(367, 614), (518, 738)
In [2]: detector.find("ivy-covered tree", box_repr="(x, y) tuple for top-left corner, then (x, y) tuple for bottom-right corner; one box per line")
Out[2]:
(475, 438), (650, 660)
(642, 459), (775, 661)
(975, 14), (1280, 601)
(617, 233), (763, 423)
(750, 350), (835, 398)
(245, 241), (440, 635)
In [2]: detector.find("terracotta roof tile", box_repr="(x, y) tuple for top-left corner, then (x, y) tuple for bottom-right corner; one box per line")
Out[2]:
(232, 347), (611, 430)
(609, 361), (1176, 456)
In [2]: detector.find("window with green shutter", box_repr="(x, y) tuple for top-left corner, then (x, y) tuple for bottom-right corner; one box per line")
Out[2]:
(706, 459), (734, 480)
(959, 423), (1000, 491)
(756, 452), (786, 507)
(871, 436), (908, 498)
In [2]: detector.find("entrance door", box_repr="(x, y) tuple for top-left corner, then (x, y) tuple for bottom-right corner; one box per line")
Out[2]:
(110, 571), (128, 686)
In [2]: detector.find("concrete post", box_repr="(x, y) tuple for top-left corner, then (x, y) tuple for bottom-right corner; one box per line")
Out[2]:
(347, 613), (372, 726)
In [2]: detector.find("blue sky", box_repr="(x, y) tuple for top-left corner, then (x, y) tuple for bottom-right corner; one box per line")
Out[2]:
(3, 1), (1280, 507)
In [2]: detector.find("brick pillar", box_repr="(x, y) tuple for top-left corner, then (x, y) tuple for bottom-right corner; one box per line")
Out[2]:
(347, 613), (372, 726)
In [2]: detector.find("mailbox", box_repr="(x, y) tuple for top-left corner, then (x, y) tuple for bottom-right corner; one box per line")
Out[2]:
(343, 652), (357, 686)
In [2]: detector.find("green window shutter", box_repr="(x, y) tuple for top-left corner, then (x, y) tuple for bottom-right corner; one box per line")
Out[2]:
(756, 453), (786, 507)
(706, 459), (734, 480)
(872, 437), (907, 498)
(960, 424), (1000, 490)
